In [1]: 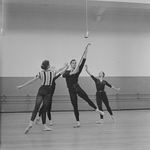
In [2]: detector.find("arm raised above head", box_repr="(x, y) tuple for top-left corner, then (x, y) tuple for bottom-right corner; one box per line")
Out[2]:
(77, 43), (91, 67)
(73, 44), (91, 75)
(85, 65), (92, 76)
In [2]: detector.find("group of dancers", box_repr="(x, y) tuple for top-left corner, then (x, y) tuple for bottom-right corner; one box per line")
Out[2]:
(17, 43), (120, 134)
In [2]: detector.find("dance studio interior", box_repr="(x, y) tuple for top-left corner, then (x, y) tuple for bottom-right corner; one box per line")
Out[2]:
(0, 0), (150, 149)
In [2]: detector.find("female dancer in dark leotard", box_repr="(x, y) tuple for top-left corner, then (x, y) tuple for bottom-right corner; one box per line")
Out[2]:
(85, 65), (120, 123)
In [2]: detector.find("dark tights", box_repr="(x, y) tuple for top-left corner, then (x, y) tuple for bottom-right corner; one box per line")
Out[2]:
(38, 96), (52, 120)
(38, 87), (55, 120)
(31, 85), (52, 124)
(96, 91), (113, 119)
(69, 84), (97, 121)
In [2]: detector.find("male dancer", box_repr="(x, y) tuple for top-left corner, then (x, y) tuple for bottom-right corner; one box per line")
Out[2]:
(63, 44), (104, 128)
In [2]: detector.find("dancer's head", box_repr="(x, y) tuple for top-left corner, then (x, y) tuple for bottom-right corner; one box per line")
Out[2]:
(70, 59), (77, 69)
(41, 60), (50, 70)
(99, 71), (105, 78)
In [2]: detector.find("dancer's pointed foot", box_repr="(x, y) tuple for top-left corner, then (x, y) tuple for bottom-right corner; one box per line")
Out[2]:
(73, 121), (80, 128)
(43, 125), (52, 131)
(73, 124), (81, 128)
(111, 116), (116, 123)
(49, 120), (52, 126)
(96, 108), (104, 115)
(36, 117), (40, 125)
(25, 125), (32, 134)
(96, 119), (104, 124)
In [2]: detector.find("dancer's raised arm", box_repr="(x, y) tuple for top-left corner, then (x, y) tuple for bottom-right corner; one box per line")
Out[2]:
(77, 43), (91, 67)
(72, 43), (91, 75)
(85, 65), (92, 76)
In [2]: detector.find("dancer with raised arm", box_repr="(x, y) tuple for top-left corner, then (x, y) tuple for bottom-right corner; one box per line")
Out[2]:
(85, 65), (120, 123)
(62, 44), (104, 128)
(17, 60), (68, 134)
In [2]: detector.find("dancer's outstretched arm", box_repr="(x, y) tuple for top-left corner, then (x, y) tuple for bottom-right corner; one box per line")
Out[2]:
(16, 76), (39, 89)
(111, 86), (120, 91)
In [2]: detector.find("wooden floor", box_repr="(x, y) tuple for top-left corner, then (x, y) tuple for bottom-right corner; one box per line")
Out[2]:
(1, 110), (150, 150)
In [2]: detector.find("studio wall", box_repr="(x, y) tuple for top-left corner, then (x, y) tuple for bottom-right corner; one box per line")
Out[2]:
(0, 2), (150, 112)
(1, 3), (150, 77)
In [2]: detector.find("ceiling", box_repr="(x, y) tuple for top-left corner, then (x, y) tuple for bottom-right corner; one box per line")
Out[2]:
(1, 0), (150, 17)
(2, 0), (150, 5)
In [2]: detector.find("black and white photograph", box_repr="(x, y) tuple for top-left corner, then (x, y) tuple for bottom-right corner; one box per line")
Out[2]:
(0, 0), (150, 150)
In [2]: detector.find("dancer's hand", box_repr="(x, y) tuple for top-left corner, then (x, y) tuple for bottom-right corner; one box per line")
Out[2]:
(65, 63), (69, 69)
(85, 65), (88, 71)
(63, 63), (67, 67)
(85, 43), (90, 52)
(112, 86), (120, 91)
(63, 63), (69, 68)
(86, 43), (91, 48)
(16, 85), (23, 89)
(117, 88), (120, 91)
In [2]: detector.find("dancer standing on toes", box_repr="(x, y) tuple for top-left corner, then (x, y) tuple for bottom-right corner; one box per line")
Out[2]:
(36, 66), (68, 126)
(17, 60), (68, 134)
(62, 44), (104, 128)
(85, 65), (120, 124)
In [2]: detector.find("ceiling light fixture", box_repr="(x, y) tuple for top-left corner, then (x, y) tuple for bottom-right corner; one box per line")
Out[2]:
(85, 0), (89, 38)
(1, 0), (5, 36)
